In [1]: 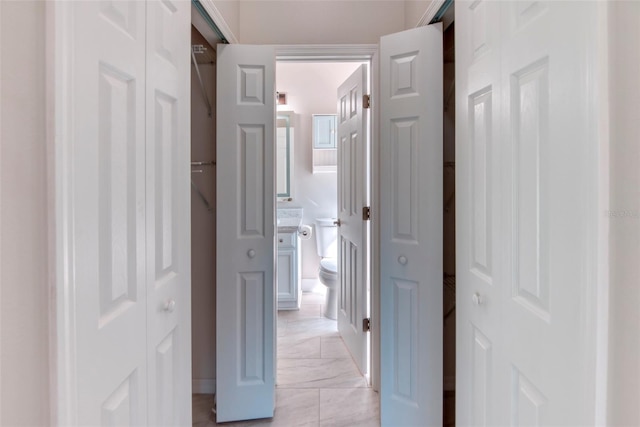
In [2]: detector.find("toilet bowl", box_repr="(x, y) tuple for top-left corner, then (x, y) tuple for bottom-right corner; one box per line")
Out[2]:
(315, 218), (339, 319)
(318, 258), (338, 319)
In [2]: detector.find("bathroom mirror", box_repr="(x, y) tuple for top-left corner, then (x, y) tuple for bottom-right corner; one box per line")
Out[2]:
(276, 112), (294, 199)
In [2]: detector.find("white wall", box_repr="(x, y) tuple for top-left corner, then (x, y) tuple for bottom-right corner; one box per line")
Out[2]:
(213, 0), (240, 41)
(276, 62), (363, 279)
(608, 1), (640, 425)
(404, 0), (433, 28)
(190, 58), (217, 392)
(239, 1), (404, 44)
(0, 1), (50, 425)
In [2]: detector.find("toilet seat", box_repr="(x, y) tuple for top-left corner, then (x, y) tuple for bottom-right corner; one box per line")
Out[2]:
(318, 257), (338, 289)
(319, 257), (337, 274)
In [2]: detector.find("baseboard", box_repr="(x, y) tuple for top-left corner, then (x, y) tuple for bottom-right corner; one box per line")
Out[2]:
(444, 375), (456, 391)
(192, 379), (216, 395)
(301, 278), (322, 293)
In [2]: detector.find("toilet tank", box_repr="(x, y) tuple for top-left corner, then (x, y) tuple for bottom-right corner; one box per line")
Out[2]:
(315, 218), (337, 258)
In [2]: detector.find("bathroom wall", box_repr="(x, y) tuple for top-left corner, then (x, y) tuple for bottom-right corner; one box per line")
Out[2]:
(0, 1), (51, 425)
(190, 31), (217, 393)
(276, 62), (365, 279)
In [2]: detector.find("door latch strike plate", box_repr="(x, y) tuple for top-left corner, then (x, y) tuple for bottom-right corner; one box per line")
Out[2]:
(363, 94), (371, 109)
(363, 318), (371, 332)
(362, 206), (371, 221)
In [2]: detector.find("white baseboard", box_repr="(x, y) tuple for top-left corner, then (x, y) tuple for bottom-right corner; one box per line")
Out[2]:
(444, 375), (456, 391)
(192, 379), (216, 395)
(301, 278), (322, 293)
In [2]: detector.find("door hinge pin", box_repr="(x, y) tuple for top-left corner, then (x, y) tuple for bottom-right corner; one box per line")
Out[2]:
(362, 206), (371, 221)
(363, 318), (371, 332)
(363, 94), (371, 109)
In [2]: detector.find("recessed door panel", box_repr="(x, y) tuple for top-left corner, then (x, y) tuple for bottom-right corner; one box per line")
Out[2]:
(469, 87), (493, 283)
(391, 278), (418, 405)
(511, 59), (550, 321)
(391, 118), (419, 243)
(101, 371), (140, 427)
(239, 272), (266, 384)
(238, 125), (265, 237)
(97, 64), (139, 326)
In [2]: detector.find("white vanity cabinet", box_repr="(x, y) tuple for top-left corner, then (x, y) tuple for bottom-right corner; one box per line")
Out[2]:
(277, 230), (301, 309)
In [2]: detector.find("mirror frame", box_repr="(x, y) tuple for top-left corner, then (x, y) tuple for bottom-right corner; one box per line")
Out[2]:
(276, 111), (294, 199)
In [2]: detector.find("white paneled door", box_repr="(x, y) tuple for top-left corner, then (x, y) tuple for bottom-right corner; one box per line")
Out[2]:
(379, 24), (443, 426)
(457, 1), (606, 425)
(145, 1), (192, 425)
(336, 65), (369, 376)
(216, 44), (276, 423)
(55, 1), (191, 425)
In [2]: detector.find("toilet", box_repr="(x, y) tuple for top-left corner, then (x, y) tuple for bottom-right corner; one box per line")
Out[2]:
(315, 218), (339, 319)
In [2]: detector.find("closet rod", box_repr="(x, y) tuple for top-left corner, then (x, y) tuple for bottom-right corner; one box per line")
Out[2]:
(191, 48), (213, 118)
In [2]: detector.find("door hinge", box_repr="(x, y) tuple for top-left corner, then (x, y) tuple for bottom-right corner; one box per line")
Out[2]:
(363, 318), (371, 332)
(363, 94), (371, 109)
(362, 206), (371, 221)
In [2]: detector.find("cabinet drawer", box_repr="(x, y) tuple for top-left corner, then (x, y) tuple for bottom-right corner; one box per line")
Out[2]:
(277, 232), (296, 248)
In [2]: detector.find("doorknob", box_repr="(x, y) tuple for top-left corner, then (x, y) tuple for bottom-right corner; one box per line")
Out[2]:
(398, 255), (408, 265)
(472, 292), (483, 306)
(333, 219), (341, 226)
(164, 299), (176, 313)
(247, 249), (256, 258)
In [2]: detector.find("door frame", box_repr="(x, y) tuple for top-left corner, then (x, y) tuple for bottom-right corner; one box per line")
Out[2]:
(275, 44), (379, 390)
(48, 2), (81, 423)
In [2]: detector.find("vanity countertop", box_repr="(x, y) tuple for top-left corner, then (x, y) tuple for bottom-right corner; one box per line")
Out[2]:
(277, 207), (303, 233)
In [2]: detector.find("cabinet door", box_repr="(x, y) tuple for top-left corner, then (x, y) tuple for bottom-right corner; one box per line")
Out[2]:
(313, 114), (337, 149)
(277, 248), (296, 303)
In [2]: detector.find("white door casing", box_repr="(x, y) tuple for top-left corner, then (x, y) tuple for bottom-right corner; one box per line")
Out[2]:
(379, 24), (443, 426)
(145, 1), (192, 425)
(54, 1), (191, 425)
(216, 44), (276, 423)
(456, 1), (607, 425)
(337, 65), (369, 376)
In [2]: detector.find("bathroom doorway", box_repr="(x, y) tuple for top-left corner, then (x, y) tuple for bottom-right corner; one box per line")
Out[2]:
(274, 59), (377, 420)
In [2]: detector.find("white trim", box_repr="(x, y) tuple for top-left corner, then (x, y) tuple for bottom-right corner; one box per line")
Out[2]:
(593, 2), (610, 423)
(50, 2), (78, 425)
(45, 2), (58, 425)
(192, 379), (217, 395)
(275, 44), (378, 62)
(198, 0), (239, 44)
(0, 1), (3, 421)
(416, 0), (446, 28)
(370, 48), (380, 393)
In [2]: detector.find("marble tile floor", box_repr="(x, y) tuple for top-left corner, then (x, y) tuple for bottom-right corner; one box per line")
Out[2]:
(192, 291), (380, 427)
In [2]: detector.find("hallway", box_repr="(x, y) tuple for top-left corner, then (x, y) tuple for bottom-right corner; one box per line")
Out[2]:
(193, 291), (379, 426)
